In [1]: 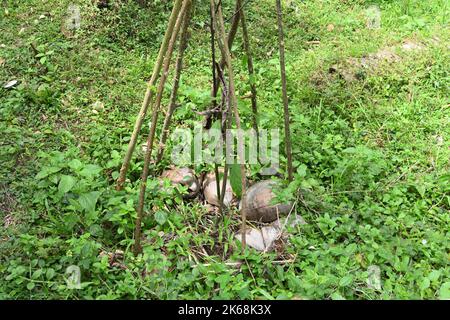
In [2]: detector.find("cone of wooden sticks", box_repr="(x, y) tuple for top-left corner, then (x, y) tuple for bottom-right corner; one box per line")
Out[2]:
(114, 0), (294, 256)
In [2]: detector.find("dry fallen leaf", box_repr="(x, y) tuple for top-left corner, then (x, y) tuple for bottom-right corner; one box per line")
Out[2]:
(3, 80), (17, 89)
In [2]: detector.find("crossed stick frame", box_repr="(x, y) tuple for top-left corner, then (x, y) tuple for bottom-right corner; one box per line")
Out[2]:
(114, 0), (294, 256)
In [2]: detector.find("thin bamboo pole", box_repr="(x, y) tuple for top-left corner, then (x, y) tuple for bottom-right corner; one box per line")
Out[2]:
(239, 1), (259, 143)
(216, 63), (232, 211)
(116, 0), (183, 191)
(276, 0), (294, 182)
(213, 0), (247, 249)
(133, 0), (191, 256)
(155, 1), (194, 164)
(213, 0), (242, 98)
(208, 3), (223, 211)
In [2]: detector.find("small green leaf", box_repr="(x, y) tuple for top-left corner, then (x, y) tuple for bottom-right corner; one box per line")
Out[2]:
(155, 211), (168, 225)
(331, 292), (346, 300)
(27, 282), (35, 290)
(415, 185), (426, 198)
(79, 164), (102, 178)
(257, 288), (274, 300)
(339, 275), (353, 287)
(35, 166), (62, 180)
(296, 164), (307, 177)
(32, 269), (43, 279)
(229, 163), (243, 197)
(68, 159), (83, 171)
(111, 171), (119, 180)
(428, 270), (441, 282)
(58, 175), (76, 194)
(439, 282), (450, 300)
(46, 268), (56, 280)
(419, 278), (430, 290)
(35, 170), (48, 180)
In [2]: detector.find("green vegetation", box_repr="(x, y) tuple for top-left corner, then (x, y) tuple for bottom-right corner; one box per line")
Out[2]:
(0, 0), (449, 299)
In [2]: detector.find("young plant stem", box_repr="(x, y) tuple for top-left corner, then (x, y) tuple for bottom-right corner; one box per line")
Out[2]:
(156, 0), (194, 164)
(133, 0), (190, 256)
(116, 0), (183, 191)
(213, 0), (247, 249)
(276, 0), (294, 182)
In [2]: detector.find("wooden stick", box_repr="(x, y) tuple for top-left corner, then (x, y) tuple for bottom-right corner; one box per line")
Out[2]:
(223, 0), (241, 67)
(192, 259), (296, 268)
(276, 0), (293, 182)
(208, 4), (223, 211)
(155, 0), (194, 164)
(133, 0), (191, 256)
(213, 0), (242, 98)
(213, 0), (247, 250)
(215, 63), (231, 211)
(239, 1), (259, 144)
(116, 0), (183, 191)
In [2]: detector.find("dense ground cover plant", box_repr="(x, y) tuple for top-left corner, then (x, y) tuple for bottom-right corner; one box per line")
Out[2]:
(0, 0), (449, 299)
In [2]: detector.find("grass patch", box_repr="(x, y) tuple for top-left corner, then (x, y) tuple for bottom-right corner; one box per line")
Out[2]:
(0, 0), (449, 299)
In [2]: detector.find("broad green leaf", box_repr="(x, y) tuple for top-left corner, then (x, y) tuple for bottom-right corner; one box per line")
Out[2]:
(31, 269), (43, 280)
(79, 164), (102, 178)
(339, 275), (353, 287)
(215, 274), (231, 288)
(58, 175), (76, 194)
(296, 164), (307, 177)
(439, 282), (450, 300)
(428, 270), (441, 282)
(419, 277), (430, 290)
(46, 268), (55, 280)
(78, 191), (101, 213)
(331, 292), (346, 300)
(35, 170), (49, 180)
(414, 185), (426, 198)
(35, 166), (62, 180)
(155, 211), (168, 225)
(229, 163), (243, 197)
(68, 159), (83, 171)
